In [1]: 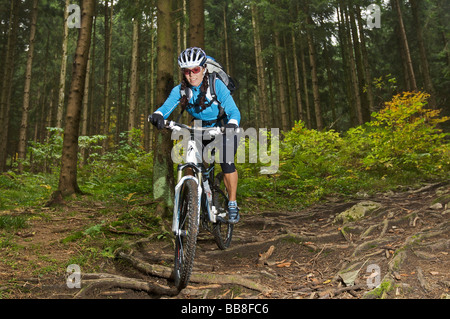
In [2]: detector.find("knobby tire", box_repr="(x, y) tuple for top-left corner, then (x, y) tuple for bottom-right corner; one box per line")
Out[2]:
(174, 179), (199, 290)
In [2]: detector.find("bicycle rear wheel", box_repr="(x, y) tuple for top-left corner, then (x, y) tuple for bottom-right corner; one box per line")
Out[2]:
(212, 172), (234, 250)
(174, 179), (199, 290)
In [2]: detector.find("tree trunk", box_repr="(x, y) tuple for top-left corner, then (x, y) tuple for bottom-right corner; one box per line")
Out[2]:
(323, 42), (337, 127)
(81, 21), (93, 166)
(291, 28), (304, 123)
(82, 15), (94, 138)
(0, 0), (19, 172)
(18, 0), (39, 173)
(144, 53), (150, 151)
(348, 0), (368, 122)
(88, 8), (97, 137)
(176, 0), (183, 84)
(55, 0), (94, 198)
(251, 3), (268, 128)
(102, 0), (113, 152)
(342, 1), (363, 125)
(56, 0), (70, 129)
(409, 0), (436, 108)
(189, 0), (204, 48)
(337, 4), (355, 126)
(36, 31), (51, 145)
(299, 35), (311, 129)
(223, 3), (230, 74)
(149, 11), (156, 149)
(45, 89), (55, 141)
(128, 15), (139, 144)
(143, 11), (155, 152)
(183, 0), (187, 49)
(305, 13), (324, 130)
(355, 4), (375, 114)
(284, 35), (295, 127)
(274, 30), (289, 131)
(392, 0), (417, 91)
(153, 0), (175, 215)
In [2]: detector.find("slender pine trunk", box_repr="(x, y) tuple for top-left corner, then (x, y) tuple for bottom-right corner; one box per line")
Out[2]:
(18, 0), (39, 173)
(54, 0), (94, 199)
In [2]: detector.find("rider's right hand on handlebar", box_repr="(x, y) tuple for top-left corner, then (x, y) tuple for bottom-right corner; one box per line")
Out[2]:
(149, 113), (165, 130)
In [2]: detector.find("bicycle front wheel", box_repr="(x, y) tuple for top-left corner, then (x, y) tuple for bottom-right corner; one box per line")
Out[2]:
(212, 172), (234, 250)
(174, 179), (199, 290)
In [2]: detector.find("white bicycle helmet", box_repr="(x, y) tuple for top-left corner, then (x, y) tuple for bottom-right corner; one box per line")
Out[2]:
(178, 47), (207, 68)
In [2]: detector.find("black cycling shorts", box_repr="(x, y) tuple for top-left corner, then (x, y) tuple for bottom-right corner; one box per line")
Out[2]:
(202, 132), (238, 174)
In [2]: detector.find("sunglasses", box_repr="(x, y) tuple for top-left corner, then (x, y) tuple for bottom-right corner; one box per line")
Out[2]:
(182, 66), (202, 76)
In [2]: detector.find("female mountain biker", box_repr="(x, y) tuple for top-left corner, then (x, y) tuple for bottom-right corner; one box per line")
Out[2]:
(149, 47), (241, 224)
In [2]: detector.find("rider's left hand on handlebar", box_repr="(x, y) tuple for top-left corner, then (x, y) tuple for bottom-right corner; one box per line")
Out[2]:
(149, 113), (165, 130)
(225, 123), (238, 130)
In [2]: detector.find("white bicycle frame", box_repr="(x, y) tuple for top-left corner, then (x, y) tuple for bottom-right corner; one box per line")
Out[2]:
(172, 137), (220, 235)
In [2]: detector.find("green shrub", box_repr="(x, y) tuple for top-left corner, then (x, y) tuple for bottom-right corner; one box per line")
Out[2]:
(239, 92), (449, 209)
(362, 91), (449, 174)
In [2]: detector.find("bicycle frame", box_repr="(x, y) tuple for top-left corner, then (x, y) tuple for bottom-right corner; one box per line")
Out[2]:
(171, 127), (222, 235)
(148, 117), (235, 289)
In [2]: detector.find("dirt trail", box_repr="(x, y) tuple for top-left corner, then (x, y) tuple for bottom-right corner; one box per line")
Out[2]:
(1, 182), (449, 299)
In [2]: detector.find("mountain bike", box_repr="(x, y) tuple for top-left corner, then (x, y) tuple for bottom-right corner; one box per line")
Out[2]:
(154, 119), (235, 290)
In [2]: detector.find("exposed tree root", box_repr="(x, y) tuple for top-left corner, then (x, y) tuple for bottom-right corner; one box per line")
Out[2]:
(72, 249), (270, 298)
(74, 273), (178, 298)
(188, 272), (270, 293)
(118, 251), (174, 279)
(118, 251), (271, 294)
(318, 284), (366, 299)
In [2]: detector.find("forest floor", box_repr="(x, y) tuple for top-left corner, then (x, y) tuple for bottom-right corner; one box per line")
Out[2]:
(0, 181), (449, 300)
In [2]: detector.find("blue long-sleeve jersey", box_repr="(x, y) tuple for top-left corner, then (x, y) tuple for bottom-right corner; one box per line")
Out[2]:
(154, 77), (241, 127)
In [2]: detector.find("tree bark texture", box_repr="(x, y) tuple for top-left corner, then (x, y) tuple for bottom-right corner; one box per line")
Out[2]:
(189, 0), (204, 48)
(102, 0), (113, 152)
(251, 3), (268, 128)
(274, 31), (289, 132)
(343, 3), (362, 125)
(291, 28), (304, 123)
(305, 13), (324, 130)
(0, 0), (19, 172)
(57, 0), (94, 197)
(355, 4), (375, 114)
(153, 0), (175, 214)
(56, 0), (70, 129)
(18, 0), (39, 173)
(128, 16), (139, 143)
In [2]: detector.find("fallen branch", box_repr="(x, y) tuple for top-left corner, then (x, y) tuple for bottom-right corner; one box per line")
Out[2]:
(309, 245), (327, 266)
(258, 245), (275, 266)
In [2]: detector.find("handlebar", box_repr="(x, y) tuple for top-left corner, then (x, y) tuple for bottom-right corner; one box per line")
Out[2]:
(148, 114), (228, 135)
(166, 120), (225, 134)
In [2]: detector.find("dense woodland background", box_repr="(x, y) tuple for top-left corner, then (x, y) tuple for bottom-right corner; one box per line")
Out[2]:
(0, 0), (449, 208)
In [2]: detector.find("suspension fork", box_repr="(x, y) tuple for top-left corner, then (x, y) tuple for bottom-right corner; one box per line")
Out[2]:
(172, 164), (202, 235)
